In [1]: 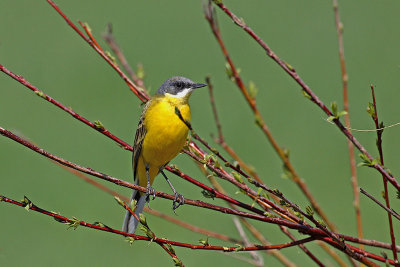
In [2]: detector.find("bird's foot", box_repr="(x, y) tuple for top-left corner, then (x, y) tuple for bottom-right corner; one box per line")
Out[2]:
(145, 185), (156, 203)
(172, 192), (185, 214)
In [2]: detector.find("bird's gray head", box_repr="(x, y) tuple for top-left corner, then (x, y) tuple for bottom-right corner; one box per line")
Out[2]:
(157, 76), (207, 98)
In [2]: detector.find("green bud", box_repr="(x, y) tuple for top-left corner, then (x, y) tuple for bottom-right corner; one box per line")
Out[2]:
(198, 237), (210, 246)
(94, 120), (105, 131)
(126, 237), (135, 245)
(35, 91), (47, 99)
(232, 171), (243, 183)
(306, 206), (314, 216)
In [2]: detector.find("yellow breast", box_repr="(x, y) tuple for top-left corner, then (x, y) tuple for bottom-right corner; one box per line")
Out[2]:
(137, 94), (190, 186)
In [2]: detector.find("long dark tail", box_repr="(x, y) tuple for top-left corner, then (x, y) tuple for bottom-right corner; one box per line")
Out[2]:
(122, 189), (146, 234)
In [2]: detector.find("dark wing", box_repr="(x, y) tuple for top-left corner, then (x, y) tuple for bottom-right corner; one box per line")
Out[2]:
(132, 101), (151, 182)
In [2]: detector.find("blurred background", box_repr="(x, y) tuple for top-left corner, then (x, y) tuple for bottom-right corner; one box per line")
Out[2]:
(1, 0), (400, 266)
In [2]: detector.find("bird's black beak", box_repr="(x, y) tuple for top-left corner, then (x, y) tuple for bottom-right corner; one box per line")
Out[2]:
(192, 83), (207, 89)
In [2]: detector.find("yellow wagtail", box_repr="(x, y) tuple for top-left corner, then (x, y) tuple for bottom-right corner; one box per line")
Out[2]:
(122, 76), (207, 233)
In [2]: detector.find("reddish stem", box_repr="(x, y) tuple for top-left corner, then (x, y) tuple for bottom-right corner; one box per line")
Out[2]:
(0, 195), (318, 252)
(370, 84), (397, 261)
(212, 1), (400, 193)
(332, 0), (362, 250)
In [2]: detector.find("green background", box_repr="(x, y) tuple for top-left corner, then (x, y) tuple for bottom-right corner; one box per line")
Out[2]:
(1, 0), (400, 266)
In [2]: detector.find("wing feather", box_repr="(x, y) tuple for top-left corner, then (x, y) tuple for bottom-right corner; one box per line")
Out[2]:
(132, 101), (151, 182)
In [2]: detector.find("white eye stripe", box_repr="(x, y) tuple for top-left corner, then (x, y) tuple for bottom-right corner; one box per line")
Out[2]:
(169, 88), (192, 98)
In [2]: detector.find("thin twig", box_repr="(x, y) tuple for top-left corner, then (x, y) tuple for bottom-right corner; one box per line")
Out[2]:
(360, 188), (400, 221)
(0, 64), (272, 220)
(102, 23), (146, 91)
(0, 126), (313, 231)
(0, 195), (318, 252)
(280, 226), (325, 267)
(210, 0), (400, 193)
(117, 197), (185, 266)
(332, 0), (363, 254)
(46, 0), (148, 102)
(233, 218), (264, 267)
(238, 219), (297, 267)
(203, 2), (337, 233)
(197, 163), (320, 267)
(207, 76), (261, 182)
(54, 159), (243, 245)
(342, 235), (400, 252)
(370, 84), (398, 261)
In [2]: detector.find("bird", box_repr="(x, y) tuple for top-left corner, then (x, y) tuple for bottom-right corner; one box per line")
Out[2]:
(122, 76), (207, 234)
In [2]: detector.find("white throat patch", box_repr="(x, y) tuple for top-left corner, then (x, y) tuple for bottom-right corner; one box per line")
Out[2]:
(168, 88), (193, 98)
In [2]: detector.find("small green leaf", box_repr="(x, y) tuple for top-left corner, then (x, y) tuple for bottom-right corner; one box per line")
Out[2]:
(173, 257), (183, 267)
(273, 189), (282, 197)
(130, 199), (138, 212)
(284, 61), (294, 71)
(302, 90), (311, 99)
(358, 153), (378, 167)
(248, 81), (258, 99)
(66, 217), (80, 230)
(248, 178), (256, 185)
(139, 213), (147, 226)
(125, 237), (135, 245)
(83, 22), (92, 34)
(94, 120), (105, 131)
(199, 237), (209, 246)
(337, 110), (348, 117)
(35, 91), (47, 99)
(294, 211), (304, 220)
(232, 171), (243, 183)
(22, 196), (33, 211)
(105, 51), (117, 65)
(366, 102), (375, 118)
(93, 221), (106, 228)
(165, 243), (175, 255)
(254, 114), (263, 127)
(114, 196), (124, 207)
(139, 225), (155, 240)
(136, 63), (145, 80)
(234, 244), (244, 251)
(282, 164), (293, 180)
(327, 116), (335, 122)
(201, 190), (216, 199)
(329, 101), (347, 121)
(257, 187), (263, 196)
(225, 62), (234, 80)
(317, 219), (326, 228)
(169, 164), (180, 173)
(331, 102), (338, 115)
(263, 212), (276, 218)
(306, 206), (314, 216)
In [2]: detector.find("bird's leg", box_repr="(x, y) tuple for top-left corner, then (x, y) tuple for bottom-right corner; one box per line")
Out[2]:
(145, 164), (156, 203)
(160, 169), (185, 213)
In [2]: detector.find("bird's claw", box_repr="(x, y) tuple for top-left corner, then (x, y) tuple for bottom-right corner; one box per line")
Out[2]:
(146, 186), (156, 203)
(172, 192), (185, 214)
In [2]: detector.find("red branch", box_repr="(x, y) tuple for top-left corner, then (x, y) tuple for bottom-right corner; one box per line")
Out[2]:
(332, 0), (362, 249)
(212, 1), (400, 192)
(370, 85), (397, 261)
(46, 0), (148, 102)
(0, 195), (317, 252)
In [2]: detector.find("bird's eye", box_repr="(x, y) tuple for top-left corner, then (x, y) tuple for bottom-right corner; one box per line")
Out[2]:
(175, 81), (184, 89)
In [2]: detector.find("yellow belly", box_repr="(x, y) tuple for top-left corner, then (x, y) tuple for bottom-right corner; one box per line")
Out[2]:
(136, 96), (190, 188)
